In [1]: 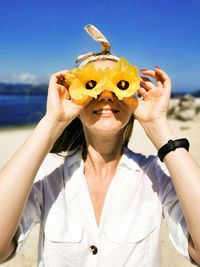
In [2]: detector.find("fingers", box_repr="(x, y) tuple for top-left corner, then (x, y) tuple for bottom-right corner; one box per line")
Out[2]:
(55, 70), (70, 88)
(155, 68), (171, 89)
(139, 76), (156, 99)
(49, 70), (67, 90)
(46, 71), (72, 105)
(58, 85), (71, 100)
(140, 70), (157, 79)
(140, 68), (171, 89)
(140, 77), (154, 91)
(137, 87), (148, 98)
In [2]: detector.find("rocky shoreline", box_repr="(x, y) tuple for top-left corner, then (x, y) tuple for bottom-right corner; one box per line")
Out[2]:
(168, 95), (200, 121)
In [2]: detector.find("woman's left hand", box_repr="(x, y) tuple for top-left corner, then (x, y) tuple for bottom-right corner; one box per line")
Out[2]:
(123, 67), (171, 126)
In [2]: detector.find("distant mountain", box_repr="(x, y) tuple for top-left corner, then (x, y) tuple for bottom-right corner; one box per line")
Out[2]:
(0, 82), (200, 97)
(0, 83), (48, 95)
(193, 89), (200, 97)
(168, 89), (200, 98)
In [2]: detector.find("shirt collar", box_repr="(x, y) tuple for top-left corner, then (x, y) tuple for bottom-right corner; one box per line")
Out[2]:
(62, 149), (82, 169)
(119, 147), (142, 172)
(63, 147), (141, 172)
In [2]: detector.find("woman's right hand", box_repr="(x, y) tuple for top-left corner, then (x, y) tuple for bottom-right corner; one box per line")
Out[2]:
(45, 70), (92, 128)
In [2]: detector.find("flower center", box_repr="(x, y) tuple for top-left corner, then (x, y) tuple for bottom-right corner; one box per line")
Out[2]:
(86, 80), (97, 90)
(117, 80), (129, 90)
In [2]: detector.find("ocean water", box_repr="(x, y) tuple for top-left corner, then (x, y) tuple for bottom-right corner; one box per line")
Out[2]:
(0, 95), (47, 126)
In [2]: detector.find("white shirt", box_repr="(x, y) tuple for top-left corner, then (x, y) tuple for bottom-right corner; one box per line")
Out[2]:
(13, 148), (191, 266)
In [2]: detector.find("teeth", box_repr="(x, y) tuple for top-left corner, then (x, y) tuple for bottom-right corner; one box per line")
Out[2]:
(96, 110), (113, 114)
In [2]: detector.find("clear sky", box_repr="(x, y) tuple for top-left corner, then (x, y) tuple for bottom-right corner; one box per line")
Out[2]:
(0, 0), (200, 92)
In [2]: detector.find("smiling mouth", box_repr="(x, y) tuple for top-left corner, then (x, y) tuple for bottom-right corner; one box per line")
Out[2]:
(93, 109), (119, 114)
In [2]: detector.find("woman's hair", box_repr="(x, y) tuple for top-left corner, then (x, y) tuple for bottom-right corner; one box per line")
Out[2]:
(50, 115), (134, 157)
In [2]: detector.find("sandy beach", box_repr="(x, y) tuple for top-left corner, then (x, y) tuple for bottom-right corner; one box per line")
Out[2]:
(0, 116), (200, 267)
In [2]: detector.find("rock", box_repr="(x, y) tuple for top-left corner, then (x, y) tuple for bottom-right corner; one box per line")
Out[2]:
(179, 94), (195, 110)
(180, 126), (191, 130)
(167, 94), (198, 121)
(175, 109), (196, 121)
(196, 104), (200, 114)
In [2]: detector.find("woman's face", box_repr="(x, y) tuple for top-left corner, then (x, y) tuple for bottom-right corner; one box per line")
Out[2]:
(79, 60), (132, 136)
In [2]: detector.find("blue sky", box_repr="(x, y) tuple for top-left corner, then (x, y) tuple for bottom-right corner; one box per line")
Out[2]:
(0, 0), (200, 92)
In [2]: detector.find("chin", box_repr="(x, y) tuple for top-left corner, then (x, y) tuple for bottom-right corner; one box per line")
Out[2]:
(93, 119), (124, 133)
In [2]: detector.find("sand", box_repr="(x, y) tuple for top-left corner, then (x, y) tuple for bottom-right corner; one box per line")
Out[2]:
(0, 117), (200, 267)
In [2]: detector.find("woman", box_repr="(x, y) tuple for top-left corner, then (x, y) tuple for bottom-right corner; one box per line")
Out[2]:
(0, 25), (200, 266)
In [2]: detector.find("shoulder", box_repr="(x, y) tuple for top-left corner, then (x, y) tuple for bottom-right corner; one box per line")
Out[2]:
(35, 150), (82, 182)
(123, 147), (157, 170)
(123, 147), (170, 177)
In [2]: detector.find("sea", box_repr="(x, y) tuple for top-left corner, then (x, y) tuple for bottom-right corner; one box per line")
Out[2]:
(0, 95), (47, 127)
(0, 91), (199, 127)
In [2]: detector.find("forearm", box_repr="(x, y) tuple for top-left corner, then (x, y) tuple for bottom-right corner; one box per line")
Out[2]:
(140, 117), (177, 149)
(0, 115), (66, 255)
(142, 118), (200, 254)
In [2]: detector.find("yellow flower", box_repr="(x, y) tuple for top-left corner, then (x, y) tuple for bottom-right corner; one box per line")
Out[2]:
(65, 57), (140, 103)
(65, 62), (104, 103)
(104, 58), (140, 100)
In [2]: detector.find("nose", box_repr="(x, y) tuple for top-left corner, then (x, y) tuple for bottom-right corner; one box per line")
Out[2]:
(98, 90), (114, 102)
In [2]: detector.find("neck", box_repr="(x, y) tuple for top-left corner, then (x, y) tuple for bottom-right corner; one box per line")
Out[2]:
(83, 130), (124, 178)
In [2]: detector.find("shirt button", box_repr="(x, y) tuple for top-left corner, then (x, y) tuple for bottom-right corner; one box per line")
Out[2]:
(90, 245), (98, 255)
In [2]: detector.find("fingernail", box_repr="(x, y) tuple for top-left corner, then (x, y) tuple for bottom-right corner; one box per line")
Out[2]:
(155, 66), (160, 69)
(140, 69), (147, 72)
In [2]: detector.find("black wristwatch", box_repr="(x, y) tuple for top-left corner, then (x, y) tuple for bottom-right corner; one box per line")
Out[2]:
(158, 138), (189, 162)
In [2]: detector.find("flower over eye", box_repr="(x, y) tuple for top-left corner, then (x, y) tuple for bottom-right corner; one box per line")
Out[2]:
(65, 62), (104, 104)
(105, 58), (140, 100)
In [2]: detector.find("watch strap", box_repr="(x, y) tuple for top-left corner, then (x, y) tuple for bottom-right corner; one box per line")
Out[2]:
(158, 138), (189, 162)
